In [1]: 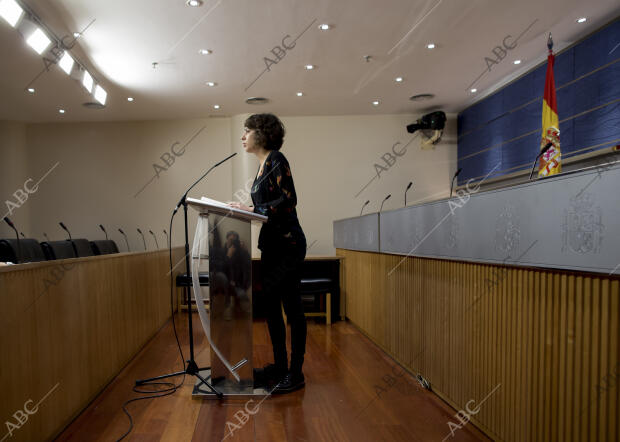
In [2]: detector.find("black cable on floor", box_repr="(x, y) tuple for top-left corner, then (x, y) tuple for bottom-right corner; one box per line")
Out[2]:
(116, 212), (187, 441)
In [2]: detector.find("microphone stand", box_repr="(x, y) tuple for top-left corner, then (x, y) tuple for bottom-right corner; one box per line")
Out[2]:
(137, 228), (147, 250)
(59, 222), (77, 256)
(118, 229), (130, 252)
(4, 217), (21, 263)
(529, 143), (553, 180)
(149, 230), (159, 249)
(135, 153), (236, 397)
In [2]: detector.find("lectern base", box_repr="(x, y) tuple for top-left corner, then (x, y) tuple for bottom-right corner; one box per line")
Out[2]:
(192, 369), (269, 398)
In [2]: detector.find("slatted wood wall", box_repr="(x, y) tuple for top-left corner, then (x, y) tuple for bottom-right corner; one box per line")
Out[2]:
(0, 248), (184, 442)
(337, 249), (620, 442)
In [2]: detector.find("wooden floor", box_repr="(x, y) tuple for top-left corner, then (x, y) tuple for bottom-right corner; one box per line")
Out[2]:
(55, 313), (490, 442)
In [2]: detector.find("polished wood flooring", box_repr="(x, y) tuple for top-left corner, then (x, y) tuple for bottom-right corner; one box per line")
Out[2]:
(55, 313), (489, 441)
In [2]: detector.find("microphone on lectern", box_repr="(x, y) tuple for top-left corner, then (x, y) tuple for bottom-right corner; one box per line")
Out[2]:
(118, 228), (130, 252)
(99, 224), (108, 240)
(137, 228), (147, 251)
(529, 142), (553, 180)
(379, 194), (391, 213)
(405, 181), (413, 206)
(59, 222), (72, 240)
(450, 168), (463, 198)
(163, 229), (169, 247)
(3, 217), (21, 263)
(360, 200), (370, 216)
(149, 230), (159, 249)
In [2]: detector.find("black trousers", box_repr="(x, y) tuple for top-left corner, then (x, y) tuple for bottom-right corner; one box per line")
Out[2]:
(260, 241), (307, 374)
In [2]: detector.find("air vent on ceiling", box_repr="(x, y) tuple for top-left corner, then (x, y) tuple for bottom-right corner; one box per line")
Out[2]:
(245, 97), (270, 105)
(83, 102), (105, 109)
(409, 94), (435, 102)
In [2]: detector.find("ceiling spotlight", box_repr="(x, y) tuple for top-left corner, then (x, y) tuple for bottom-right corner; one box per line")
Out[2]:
(470, 88), (477, 93)
(304, 64), (315, 70)
(213, 104), (220, 109)
(82, 70), (93, 93)
(26, 87), (35, 93)
(372, 100), (380, 106)
(127, 97), (134, 102)
(73, 32), (81, 38)
(199, 49), (212, 55)
(206, 81), (217, 87)
(513, 59), (521, 65)
(59, 52), (75, 75)
(0, 0), (24, 27)
(426, 43), (436, 49)
(26, 28), (52, 55)
(59, 109), (65, 114)
(395, 77), (403, 82)
(296, 92), (303, 96)
(94, 85), (107, 105)
(576, 17), (587, 23)
(186, 0), (202, 6)
(318, 24), (330, 30)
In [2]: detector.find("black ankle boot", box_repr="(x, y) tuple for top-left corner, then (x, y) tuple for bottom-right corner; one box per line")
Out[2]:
(253, 363), (286, 388)
(273, 371), (305, 394)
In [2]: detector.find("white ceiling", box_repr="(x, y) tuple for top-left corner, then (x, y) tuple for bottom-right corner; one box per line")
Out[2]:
(1, 0), (619, 122)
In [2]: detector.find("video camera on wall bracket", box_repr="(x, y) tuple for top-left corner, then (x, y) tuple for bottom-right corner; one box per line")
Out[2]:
(406, 110), (447, 150)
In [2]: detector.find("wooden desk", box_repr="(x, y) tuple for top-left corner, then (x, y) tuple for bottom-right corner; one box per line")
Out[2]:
(0, 248), (184, 442)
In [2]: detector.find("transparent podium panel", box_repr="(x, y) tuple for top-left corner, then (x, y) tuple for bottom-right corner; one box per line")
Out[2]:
(207, 213), (253, 393)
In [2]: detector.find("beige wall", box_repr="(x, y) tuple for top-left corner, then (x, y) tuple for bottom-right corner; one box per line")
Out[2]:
(0, 113), (457, 256)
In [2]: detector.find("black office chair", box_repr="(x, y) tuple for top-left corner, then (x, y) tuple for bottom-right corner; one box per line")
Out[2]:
(90, 240), (119, 255)
(41, 241), (77, 260)
(0, 239), (46, 263)
(72, 239), (94, 257)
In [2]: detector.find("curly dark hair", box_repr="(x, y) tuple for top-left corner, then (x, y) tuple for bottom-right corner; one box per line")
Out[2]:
(244, 113), (286, 151)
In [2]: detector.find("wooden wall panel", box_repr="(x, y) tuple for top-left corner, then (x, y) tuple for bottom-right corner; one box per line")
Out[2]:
(336, 249), (620, 442)
(0, 248), (184, 442)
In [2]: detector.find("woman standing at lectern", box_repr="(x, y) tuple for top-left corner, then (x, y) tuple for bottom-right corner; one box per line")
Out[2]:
(228, 113), (307, 393)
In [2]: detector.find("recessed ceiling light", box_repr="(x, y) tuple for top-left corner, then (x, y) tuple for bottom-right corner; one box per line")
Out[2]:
(318, 24), (330, 30)
(576, 17), (587, 23)
(0, 0), (24, 27)
(26, 28), (52, 55)
(304, 64), (315, 70)
(27, 87), (35, 94)
(513, 59), (521, 65)
(296, 92), (303, 96)
(82, 71), (93, 93)
(59, 52), (75, 75)
(470, 88), (477, 93)
(213, 104), (220, 109)
(372, 100), (380, 106)
(94, 85), (107, 105)
(395, 77), (403, 82)
(199, 49), (212, 55)
(127, 97), (134, 102)
(426, 43), (435, 49)
(206, 81), (217, 87)
(59, 109), (65, 114)
(186, 0), (202, 6)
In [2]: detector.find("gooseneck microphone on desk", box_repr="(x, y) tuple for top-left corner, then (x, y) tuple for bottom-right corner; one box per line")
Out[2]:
(20, 232), (25, 238)
(60, 221), (78, 256)
(4, 217), (21, 263)
(360, 200), (370, 216)
(163, 229), (169, 246)
(137, 228), (147, 250)
(99, 224), (108, 240)
(405, 181), (413, 206)
(118, 228), (130, 252)
(135, 152), (238, 397)
(529, 142), (553, 180)
(43, 232), (50, 241)
(149, 230), (159, 249)
(380, 194), (391, 213)
(450, 168), (462, 198)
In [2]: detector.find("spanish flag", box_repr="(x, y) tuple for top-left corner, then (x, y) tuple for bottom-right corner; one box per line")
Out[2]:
(539, 33), (561, 177)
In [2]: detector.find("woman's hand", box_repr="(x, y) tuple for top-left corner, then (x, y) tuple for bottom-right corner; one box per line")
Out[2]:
(227, 202), (253, 212)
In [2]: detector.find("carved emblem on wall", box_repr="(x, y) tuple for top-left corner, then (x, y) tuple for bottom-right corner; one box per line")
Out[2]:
(495, 205), (520, 254)
(562, 192), (603, 254)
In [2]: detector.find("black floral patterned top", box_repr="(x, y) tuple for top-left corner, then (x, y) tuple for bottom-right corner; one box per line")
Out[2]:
(251, 150), (305, 251)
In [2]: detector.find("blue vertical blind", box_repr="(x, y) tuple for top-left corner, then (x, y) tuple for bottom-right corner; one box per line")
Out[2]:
(457, 19), (620, 185)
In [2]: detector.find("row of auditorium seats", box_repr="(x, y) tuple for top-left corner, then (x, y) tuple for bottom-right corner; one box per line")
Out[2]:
(0, 238), (119, 264)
